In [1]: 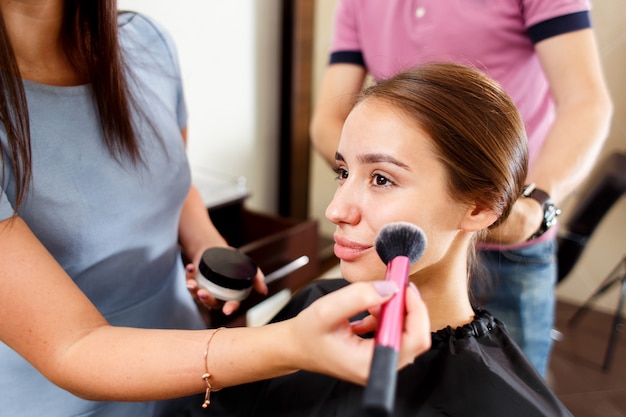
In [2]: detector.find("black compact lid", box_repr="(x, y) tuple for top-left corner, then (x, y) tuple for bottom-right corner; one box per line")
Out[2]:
(198, 247), (257, 290)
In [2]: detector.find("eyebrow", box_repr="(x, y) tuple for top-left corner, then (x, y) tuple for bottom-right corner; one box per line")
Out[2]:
(335, 151), (412, 171)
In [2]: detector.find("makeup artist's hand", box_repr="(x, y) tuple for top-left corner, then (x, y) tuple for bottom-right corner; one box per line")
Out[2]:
(185, 250), (268, 315)
(291, 281), (431, 385)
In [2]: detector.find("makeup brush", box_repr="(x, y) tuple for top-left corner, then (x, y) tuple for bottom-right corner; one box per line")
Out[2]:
(363, 222), (426, 416)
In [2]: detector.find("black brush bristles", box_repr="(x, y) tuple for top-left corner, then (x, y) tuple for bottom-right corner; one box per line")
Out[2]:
(375, 222), (426, 265)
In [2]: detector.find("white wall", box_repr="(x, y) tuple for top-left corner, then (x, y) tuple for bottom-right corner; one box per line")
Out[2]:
(118, 0), (282, 212)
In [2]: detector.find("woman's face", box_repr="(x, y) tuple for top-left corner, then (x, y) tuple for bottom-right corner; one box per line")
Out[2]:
(325, 99), (470, 282)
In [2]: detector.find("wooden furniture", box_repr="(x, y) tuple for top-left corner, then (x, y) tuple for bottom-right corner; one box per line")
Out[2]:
(195, 174), (319, 328)
(278, 0), (315, 220)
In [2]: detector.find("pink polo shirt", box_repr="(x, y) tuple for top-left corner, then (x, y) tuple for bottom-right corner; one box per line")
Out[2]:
(330, 0), (591, 166)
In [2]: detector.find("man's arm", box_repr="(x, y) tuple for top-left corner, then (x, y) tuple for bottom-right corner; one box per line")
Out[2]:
(529, 28), (613, 204)
(310, 63), (368, 166)
(487, 28), (613, 244)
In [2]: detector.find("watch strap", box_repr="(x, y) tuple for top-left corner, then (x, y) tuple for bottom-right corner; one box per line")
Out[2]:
(522, 183), (561, 240)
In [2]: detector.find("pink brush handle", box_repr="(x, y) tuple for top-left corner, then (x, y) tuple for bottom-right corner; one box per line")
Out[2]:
(375, 256), (410, 350)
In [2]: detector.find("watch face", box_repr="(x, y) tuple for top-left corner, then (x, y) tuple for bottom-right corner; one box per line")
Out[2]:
(522, 185), (561, 240)
(544, 203), (562, 228)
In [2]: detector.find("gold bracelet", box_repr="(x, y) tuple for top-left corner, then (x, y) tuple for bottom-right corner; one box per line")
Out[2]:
(201, 327), (225, 408)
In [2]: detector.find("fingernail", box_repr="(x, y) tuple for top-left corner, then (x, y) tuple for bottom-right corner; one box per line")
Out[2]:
(186, 282), (195, 290)
(186, 265), (194, 273)
(350, 319), (364, 327)
(198, 292), (209, 301)
(409, 282), (421, 298)
(374, 280), (398, 297)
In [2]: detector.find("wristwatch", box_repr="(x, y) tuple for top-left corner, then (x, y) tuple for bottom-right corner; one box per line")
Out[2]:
(522, 183), (562, 241)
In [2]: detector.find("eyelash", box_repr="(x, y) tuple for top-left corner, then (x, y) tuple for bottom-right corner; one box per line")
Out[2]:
(373, 172), (393, 187)
(333, 167), (394, 188)
(333, 167), (349, 181)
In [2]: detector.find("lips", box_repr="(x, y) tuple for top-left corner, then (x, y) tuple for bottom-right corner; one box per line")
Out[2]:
(333, 235), (373, 262)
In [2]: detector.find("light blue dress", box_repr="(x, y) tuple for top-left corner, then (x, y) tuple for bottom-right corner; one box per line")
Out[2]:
(0, 13), (205, 417)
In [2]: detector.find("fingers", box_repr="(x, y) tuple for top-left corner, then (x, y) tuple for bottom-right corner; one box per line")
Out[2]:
(221, 300), (240, 316)
(291, 280), (431, 385)
(350, 314), (377, 335)
(222, 269), (266, 315)
(185, 263), (225, 311)
(185, 263), (196, 281)
(348, 282), (431, 366)
(194, 286), (226, 311)
(185, 262), (267, 315)
(399, 282), (431, 368)
(252, 268), (268, 295)
(303, 280), (399, 326)
(290, 281), (400, 385)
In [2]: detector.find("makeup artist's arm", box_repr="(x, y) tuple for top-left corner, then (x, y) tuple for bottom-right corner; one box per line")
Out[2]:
(0, 216), (430, 401)
(310, 64), (367, 166)
(176, 127), (267, 314)
(486, 28), (613, 244)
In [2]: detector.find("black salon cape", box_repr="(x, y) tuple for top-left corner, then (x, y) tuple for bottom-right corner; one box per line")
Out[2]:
(208, 279), (573, 417)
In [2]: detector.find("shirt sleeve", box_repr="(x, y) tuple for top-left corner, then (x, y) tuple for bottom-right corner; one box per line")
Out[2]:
(328, 0), (365, 66)
(527, 11), (591, 44)
(159, 25), (188, 131)
(129, 13), (188, 131)
(522, 0), (591, 42)
(152, 18), (188, 130)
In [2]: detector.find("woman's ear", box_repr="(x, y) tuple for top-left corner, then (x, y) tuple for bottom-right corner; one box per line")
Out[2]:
(459, 204), (498, 232)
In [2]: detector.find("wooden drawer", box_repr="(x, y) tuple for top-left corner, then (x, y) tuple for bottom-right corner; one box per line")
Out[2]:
(206, 205), (319, 327)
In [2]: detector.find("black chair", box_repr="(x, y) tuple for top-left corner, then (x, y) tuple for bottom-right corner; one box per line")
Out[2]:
(556, 151), (626, 371)
(557, 151), (626, 282)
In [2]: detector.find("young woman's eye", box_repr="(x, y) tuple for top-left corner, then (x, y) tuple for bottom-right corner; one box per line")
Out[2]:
(372, 173), (392, 187)
(333, 167), (349, 181)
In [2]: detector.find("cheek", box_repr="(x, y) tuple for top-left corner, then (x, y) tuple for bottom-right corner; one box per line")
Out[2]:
(412, 221), (461, 270)
(407, 209), (465, 270)
(361, 201), (412, 235)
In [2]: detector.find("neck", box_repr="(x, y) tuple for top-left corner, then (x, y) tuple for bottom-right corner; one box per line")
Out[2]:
(2, 0), (84, 85)
(411, 256), (475, 332)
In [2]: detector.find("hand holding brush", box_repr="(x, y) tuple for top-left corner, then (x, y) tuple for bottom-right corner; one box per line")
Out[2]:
(362, 222), (427, 416)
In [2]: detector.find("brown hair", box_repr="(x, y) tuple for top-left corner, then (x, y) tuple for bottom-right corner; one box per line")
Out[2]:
(358, 62), (528, 231)
(0, 0), (139, 212)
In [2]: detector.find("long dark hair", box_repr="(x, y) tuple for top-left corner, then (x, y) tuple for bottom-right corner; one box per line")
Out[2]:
(0, 0), (139, 212)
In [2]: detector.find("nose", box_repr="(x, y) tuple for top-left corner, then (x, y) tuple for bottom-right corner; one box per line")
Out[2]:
(325, 183), (361, 226)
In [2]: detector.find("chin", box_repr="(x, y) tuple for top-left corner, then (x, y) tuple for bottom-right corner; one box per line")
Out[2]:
(340, 260), (385, 283)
